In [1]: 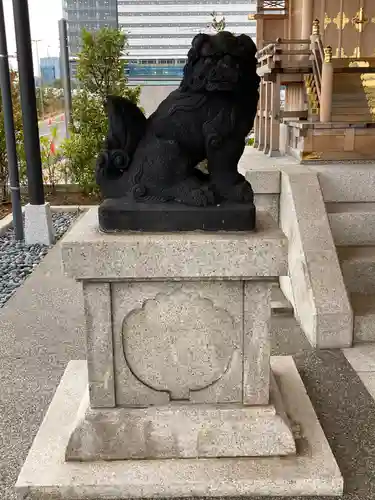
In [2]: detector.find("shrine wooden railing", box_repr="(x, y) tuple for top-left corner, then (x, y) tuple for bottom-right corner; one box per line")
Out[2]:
(255, 17), (375, 157)
(257, 38), (311, 75)
(309, 21), (324, 103)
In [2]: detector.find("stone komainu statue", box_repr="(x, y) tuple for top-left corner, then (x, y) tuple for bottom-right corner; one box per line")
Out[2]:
(96, 31), (260, 207)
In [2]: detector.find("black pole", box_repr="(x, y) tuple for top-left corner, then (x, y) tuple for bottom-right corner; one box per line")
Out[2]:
(59, 19), (72, 138)
(12, 0), (44, 205)
(0, 0), (23, 240)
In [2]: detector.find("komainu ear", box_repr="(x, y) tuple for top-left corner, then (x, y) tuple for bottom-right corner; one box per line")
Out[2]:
(105, 95), (147, 152)
(237, 34), (257, 57)
(191, 33), (210, 54)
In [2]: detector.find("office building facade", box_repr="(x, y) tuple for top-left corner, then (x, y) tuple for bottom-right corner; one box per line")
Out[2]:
(63, 0), (118, 55)
(40, 57), (61, 85)
(119, 0), (257, 80)
(63, 0), (256, 81)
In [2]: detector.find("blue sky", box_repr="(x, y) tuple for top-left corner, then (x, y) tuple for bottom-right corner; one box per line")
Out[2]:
(4, 0), (62, 73)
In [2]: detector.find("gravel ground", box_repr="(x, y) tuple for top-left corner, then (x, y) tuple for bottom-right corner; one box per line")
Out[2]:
(0, 212), (77, 308)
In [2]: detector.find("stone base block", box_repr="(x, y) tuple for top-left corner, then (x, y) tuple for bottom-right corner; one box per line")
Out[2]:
(16, 358), (343, 498)
(24, 202), (55, 246)
(98, 198), (256, 232)
(66, 372), (296, 460)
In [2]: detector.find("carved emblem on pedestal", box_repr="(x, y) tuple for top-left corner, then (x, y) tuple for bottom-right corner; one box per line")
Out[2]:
(122, 291), (237, 400)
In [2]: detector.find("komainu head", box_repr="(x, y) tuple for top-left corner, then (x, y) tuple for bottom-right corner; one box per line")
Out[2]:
(181, 31), (260, 94)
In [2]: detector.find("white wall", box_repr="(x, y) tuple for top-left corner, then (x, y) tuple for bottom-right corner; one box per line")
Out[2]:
(135, 85), (178, 116)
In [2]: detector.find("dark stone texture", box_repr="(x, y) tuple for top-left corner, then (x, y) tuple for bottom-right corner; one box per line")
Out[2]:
(96, 31), (260, 231)
(98, 197), (256, 232)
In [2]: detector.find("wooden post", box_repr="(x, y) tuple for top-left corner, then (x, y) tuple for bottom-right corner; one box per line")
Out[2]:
(257, 80), (266, 151)
(301, 0), (314, 39)
(263, 81), (271, 154)
(320, 46), (333, 123)
(269, 75), (281, 157)
(254, 113), (259, 148)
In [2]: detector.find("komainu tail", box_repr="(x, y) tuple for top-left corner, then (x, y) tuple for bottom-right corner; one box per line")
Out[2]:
(96, 95), (147, 185)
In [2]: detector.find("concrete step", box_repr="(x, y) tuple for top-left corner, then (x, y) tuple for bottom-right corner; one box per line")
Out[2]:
(331, 114), (374, 123)
(352, 293), (375, 343)
(270, 287), (313, 355)
(310, 165), (375, 203)
(327, 203), (375, 246)
(338, 246), (375, 294)
(270, 285), (293, 316)
(270, 316), (312, 356)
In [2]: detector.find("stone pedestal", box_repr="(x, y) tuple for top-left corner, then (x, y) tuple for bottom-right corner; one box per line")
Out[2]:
(16, 208), (343, 498)
(24, 202), (55, 246)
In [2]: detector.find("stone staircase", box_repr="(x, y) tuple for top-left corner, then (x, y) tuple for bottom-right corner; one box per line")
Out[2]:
(291, 72), (375, 163)
(243, 157), (375, 348)
(240, 160), (313, 354)
(331, 73), (375, 123)
(304, 71), (375, 123)
(323, 172), (375, 344)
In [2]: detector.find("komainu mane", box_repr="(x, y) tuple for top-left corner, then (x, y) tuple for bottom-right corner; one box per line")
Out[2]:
(97, 31), (260, 207)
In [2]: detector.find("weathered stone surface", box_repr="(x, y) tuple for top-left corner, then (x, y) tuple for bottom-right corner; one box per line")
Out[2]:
(24, 202), (55, 246)
(62, 210), (286, 409)
(314, 164), (375, 203)
(327, 202), (375, 246)
(61, 208), (288, 281)
(16, 359), (343, 498)
(243, 281), (272, 405)
(338, 246), (375, 295)
(66, 374), (295, 461)
(279, 171), (353, 348)
(343, 344), (375, 372)
(124, 290), (235, 399)
(238, 154), (281, 194)
(112, 281), (243, 405)
(254, 193), (279, 222)
(83, 282), (115, 408)
(351, 293), (375, 343)
(237, 150), (281, 222)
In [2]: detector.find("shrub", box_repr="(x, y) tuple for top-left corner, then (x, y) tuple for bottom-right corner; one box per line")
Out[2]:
(62, 27), (141, 194)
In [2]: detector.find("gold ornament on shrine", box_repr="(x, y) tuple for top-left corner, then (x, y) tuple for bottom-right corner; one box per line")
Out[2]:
(324, 13), (332, 30)
(324, 46), (333, 63)
(352, 7), (369, 33)
(312, 19), (320, 36)
(332, 11), (350, 30)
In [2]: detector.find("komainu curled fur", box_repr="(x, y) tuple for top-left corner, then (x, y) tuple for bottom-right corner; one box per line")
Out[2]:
(97, 31), (260, 232)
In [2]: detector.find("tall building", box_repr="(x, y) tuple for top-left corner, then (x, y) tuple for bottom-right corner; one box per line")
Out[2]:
(119, 0), (257, 81)
(40, 57), (61, 85)
(63, 0), (257, 82)
(63, 0), (118, 55)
